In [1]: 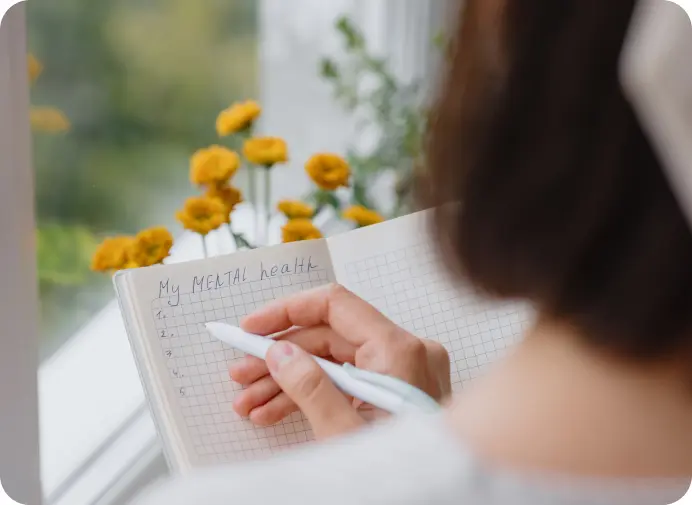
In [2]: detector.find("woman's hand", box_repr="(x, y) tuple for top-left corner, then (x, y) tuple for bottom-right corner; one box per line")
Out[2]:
(229, 284), (451, 439)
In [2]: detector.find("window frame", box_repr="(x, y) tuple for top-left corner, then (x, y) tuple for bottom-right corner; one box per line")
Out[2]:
(0, 3), (42, 504)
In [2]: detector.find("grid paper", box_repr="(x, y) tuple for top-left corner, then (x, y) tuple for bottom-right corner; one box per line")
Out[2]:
(343, 242), (533, 392)
(150, 268), (330, 464)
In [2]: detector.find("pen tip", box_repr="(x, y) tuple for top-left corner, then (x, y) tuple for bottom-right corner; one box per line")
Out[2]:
(205, 321), (229, 333)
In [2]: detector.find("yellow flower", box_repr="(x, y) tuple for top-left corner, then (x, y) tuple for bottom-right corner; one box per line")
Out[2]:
(28, 53), (43, 84)
(281, 219), (323, 243)
(342, 205), (385, 227)
(216, 100), (261, 136)
(206, 184), (243, 219)
(30, 107), (70, 133)
(91, 236), (135, 272)
(305, 153), (350, 190)
(277, 199), (314, 219)
(243, 137), (288, 166)
(190, 145), (240, 186)
(128, 227), (174, 267)
(176, 196), (228, 235)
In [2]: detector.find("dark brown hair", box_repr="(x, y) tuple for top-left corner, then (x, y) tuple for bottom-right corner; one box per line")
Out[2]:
(424, 0), (692, 361)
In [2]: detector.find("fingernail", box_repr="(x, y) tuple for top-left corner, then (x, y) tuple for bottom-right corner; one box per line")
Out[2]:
(268, 341), (295, 373)
(228, 362), (240, 373)
(228, 362), (243, 379)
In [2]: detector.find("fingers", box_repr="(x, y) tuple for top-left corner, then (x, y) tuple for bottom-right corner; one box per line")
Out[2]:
(229, 326), (357, 386)
(351, 332), (452, 402)
(248, 392), (298, 426)
(229, 355), (269, 385)
(229, 324), (357, 425)
(229, 325), (357, 425)
(422, 339), (452, 399)
(235, 284), (449, 435)
(241, 284), (400, 347)
(265, 340), (364, 439)
(355, 330), (429, 383)
(232, 375), (282, 417)
(232, 375), (300, 425)
(276, 325), (356, 364)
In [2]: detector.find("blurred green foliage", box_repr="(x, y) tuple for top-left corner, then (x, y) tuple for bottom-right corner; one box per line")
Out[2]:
(27, 0), (258, 358)
(312, 16), (430, 218)
(36, 224), (96, 286)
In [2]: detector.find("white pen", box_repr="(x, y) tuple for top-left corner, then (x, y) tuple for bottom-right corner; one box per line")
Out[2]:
(205, 322), (440, 415)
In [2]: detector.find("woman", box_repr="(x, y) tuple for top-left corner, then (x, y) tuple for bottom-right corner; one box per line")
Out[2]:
(133, 0), (692, 503)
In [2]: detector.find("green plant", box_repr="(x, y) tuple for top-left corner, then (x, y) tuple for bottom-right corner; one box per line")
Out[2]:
(313, 15), (430, 219)
(37, 223), (97, 286)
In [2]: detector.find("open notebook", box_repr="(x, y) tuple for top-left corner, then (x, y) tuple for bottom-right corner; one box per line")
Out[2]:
(114, 210), (533, 473)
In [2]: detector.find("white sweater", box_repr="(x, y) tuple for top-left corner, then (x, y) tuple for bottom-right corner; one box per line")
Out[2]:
(130, 413), (689, 505)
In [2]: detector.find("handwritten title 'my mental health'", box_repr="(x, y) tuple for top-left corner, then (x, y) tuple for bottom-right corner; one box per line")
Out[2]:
(157, 256), (319, 306)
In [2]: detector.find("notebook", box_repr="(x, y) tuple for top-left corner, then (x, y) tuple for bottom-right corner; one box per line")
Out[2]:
(114, 209), (533, 473)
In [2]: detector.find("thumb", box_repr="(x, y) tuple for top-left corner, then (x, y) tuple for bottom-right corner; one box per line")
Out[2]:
(266, 341), (364, 439)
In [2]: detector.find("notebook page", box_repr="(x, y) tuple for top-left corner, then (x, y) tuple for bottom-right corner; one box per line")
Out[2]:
(120, 239), (334, 469)
(327, 211), (535, 392)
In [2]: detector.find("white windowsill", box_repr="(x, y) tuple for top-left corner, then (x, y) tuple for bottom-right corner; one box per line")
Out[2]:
(40, 300), (147, 498)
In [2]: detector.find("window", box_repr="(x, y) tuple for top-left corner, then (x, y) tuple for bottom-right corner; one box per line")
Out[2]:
(0, 1), (447, 503)
(27, 0), (259, 359)
(25, 1), (259, 503)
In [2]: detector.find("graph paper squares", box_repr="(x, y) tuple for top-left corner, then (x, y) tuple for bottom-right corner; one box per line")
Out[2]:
(150, 269), (329, 464)
(343, 243), (531, 392)
(147, 241), (531, 464)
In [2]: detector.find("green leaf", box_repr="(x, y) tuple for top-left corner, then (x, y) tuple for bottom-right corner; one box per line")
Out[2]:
(403, 111), (423, 157)
(432, 30), (447, 51)
(37, 224), (97, 286)
(319, 58), (339, 80)
(363, 56), (397, 91)
(336, 15), (365, 50)
(320, 12), (436, 220)
(351, 179), (374, 209)
(304, 189), (320, 205)
(314, 189), (342, 211)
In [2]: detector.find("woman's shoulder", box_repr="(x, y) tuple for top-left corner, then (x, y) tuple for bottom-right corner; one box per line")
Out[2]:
(129, 413), (688, 505)
(130, 413), (471, 505)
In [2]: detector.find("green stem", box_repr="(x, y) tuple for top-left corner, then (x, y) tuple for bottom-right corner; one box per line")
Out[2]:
(248, 164), (258, 243)
(264, 165), (272, 244)
(225, 223), (234, 253)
